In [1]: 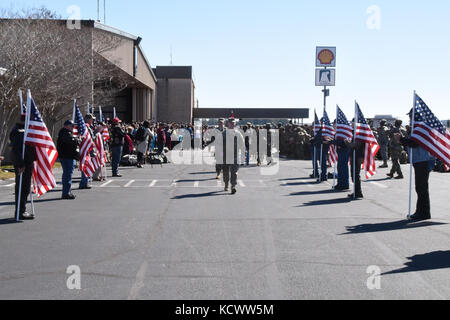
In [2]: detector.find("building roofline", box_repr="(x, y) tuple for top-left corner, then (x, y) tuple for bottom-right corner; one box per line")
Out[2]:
(137, 45), (157, 83)
(93, 21), (138, 41)
(93, 21), (157, 83)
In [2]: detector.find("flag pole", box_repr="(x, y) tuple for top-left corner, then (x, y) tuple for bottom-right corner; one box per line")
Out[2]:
(319, 112), (324, 182)
(333, 105), (338, 188)
(72, 99), (76, 122)
(408, 91), (416, 219)
(19, 90), (36, 217)
(353, 101), (358, 200)
(16, 90), (32, 222)
(313, 109), (317, 178)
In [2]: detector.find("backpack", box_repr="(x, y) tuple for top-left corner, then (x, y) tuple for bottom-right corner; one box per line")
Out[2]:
(135, 127), (146, 142)
(120, 154), (138, 166)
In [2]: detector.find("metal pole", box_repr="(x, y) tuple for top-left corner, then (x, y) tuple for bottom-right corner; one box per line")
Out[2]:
(354, 103), (357, 200)
(408, 91), (416, 219)
(16, 91), (32, 221)
(320, 85), (327, 181)
(333, 104), (337, 188)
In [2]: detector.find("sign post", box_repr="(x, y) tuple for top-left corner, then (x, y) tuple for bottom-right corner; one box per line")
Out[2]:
(315, 47), (336, 182)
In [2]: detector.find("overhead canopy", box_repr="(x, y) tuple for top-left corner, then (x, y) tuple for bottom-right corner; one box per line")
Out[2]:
(193, 108), (309, 119)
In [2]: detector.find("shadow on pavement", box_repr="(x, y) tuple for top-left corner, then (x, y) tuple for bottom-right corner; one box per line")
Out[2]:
(289, 189), (341, 196)
(279, 177), (312, 182)
(189, 172), (216, 175)
(282, 181), (321, 187)
(0, 197), (62, 207)
(382, 251), (450, 275)
(298, 197), (352, 207)
(172, 191), (224, 200)
(0, 218), (23, 225)
(341, 220), (447, 235)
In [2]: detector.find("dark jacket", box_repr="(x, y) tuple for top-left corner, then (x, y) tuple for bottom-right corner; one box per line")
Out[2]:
(57, 128), (79, 160)
(110, 125), (126, 147)
(346, 140), (365, 161)
(9, 123), (36, 167)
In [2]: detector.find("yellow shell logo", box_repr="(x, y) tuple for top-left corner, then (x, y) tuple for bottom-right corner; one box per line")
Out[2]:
(318, 49), (334, 65)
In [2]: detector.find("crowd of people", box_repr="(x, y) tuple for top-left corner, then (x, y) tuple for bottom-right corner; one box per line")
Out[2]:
(5, 113), (448, 222)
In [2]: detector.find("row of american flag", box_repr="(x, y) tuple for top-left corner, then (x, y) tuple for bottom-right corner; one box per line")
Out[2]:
(20, 90), (109, 198)
(314, 93), (450, 179)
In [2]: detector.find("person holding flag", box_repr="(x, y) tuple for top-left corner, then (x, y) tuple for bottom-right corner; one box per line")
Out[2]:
(92, 122), (107, 182)
(333, 105), (352, 191)
(57, 120), (79, 200)
(344, 103), (380, 199)
(9, 101), (36, 220)
(309, 110), (322, 179)
(394, 93), (449, 221)
(12, 90), (59, 220)
(74, 103), (100, 185)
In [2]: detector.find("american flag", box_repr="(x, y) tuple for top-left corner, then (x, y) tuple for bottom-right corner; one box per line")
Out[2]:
(24, 93), (58, 197)
(94, 132), (107, 167)
(355, 102), (380, 179)
(74, 103), (99, 177)
(329, 144), (338, 166)
(411, 93), (450, 166)
(313, 110), (321, 135)
(336, 105), (353, 141)
(98, 106), (110, 141)
(103, 126), (110, 142)
(322, 108), (335, 138)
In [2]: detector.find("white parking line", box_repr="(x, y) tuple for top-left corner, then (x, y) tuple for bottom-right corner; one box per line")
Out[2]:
(149, 180), (157, 187)
(194, 181), (199, 188)
(5, 183), (15, 187)
(124, 180), (135, 188)
(100, 180), (113, 188)
(238, 180), (246, 187)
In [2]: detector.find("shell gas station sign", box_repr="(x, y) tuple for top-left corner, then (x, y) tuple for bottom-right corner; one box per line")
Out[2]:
(316, 47), (336, 68)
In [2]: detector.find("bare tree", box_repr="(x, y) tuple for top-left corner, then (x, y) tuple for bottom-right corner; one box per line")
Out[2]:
(0, 7), (129, 155)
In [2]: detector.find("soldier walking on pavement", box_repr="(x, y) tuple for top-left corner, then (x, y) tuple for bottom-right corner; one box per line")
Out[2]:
(215, 118), (225, 179)
(222, 118), (245, 195)
(377, 119), (390, 168)
(387, 120), (406, 179)
(9, 115), (36, 220)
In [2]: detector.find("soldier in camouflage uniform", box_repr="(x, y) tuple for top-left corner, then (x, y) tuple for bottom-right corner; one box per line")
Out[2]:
(387, 120), (406, 179)
(377, 119), (390, 168)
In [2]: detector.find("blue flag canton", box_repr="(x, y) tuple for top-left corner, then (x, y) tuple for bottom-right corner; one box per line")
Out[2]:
(323, 110), (332, 126)
(356, 104), (368, 125)
(415, 96), (446, 134)
(314, 112), (320, 125)
(75, 105), (87, 136)
(337, 107), (350, 125)
(29, 99), (43, 123)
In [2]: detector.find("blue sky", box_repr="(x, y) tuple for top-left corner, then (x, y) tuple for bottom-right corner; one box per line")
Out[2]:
(5, 0), (450, 122)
